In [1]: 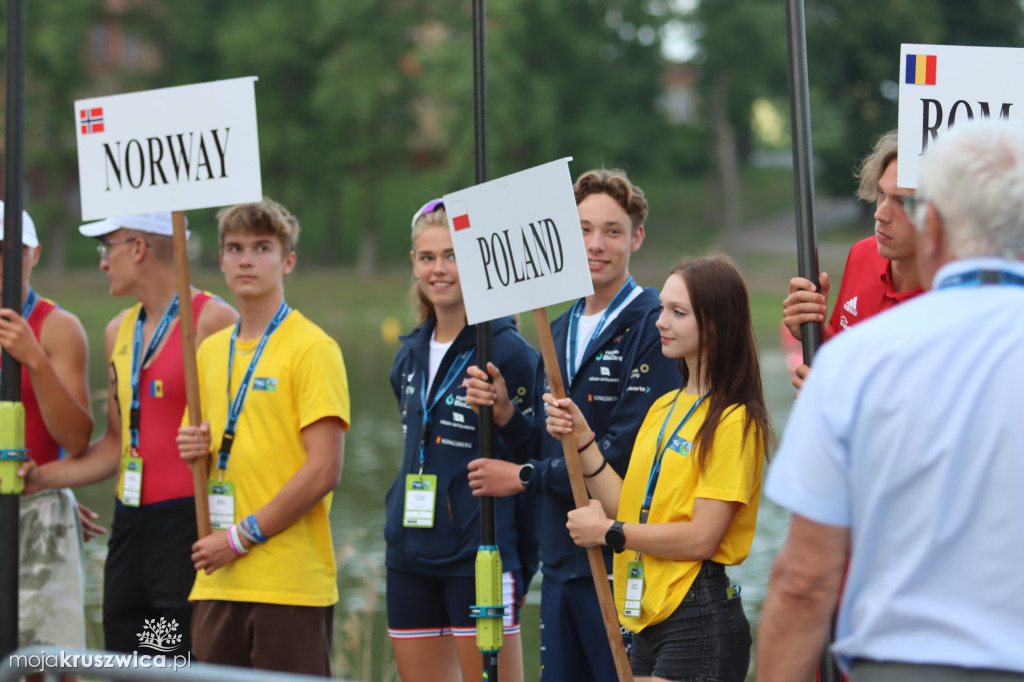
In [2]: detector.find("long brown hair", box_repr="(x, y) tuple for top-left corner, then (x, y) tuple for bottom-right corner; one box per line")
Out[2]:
(670, 255), (774, 472)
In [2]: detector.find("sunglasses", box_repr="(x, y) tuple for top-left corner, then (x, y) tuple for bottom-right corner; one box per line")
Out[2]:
(410, 199), (444, 230)
(95, 236), (140, 258)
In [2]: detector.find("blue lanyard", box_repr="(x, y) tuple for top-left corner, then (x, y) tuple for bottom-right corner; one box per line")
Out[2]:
(416, 349), (473, 474)
(217, 301), (291, 471)
(938, 268), (1024, 290)
(639, 388), (708, 524)
(566, 277), (637, 386)
(21, 288), (38, 319)
(129, 295), (180, 453)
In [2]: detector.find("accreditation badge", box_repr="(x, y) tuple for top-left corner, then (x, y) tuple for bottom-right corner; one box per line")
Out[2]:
(403, 474), (437, 528)
(624, 560), (645, 618)
(668, 435), (692, 456)
(121, 456), (144, 507)
(208, 480), (236, 531)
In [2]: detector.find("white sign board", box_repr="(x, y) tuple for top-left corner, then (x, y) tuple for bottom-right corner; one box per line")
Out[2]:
(75, 76), (262, 220)
(898, 44), (1024, 188)
(444, 158), (593, 325)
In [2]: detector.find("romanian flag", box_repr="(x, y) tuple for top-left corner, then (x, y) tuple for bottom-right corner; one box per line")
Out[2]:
(905, 54), (937, 85)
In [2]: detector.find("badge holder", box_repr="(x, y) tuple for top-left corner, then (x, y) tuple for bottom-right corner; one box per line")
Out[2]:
(121, 451), (144, 508)
(624, 557), (645, 618)
(209, 473), (236, 531)
(403, 473), (437, 528)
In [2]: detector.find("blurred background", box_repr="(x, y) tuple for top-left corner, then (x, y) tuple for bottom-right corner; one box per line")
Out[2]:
(4, 0), (1022, 272)
(4, 1), (1024, 679)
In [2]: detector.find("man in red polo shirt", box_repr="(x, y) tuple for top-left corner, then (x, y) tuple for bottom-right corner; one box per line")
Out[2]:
(783, 130), (923, 388)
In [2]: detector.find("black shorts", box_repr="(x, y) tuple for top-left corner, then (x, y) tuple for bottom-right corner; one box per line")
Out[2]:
(103, 498), (197, 654)
(630, 561), (751, 682)
(386, 567), (523, 639)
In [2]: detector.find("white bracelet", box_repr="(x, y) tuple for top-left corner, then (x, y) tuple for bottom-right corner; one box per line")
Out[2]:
(228, 524), (249, 555)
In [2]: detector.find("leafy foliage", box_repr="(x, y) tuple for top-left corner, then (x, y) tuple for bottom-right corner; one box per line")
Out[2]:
(804, 0), (1024, 194)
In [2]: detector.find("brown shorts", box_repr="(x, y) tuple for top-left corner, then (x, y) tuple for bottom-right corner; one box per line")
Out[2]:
(192, 600), (334, 675)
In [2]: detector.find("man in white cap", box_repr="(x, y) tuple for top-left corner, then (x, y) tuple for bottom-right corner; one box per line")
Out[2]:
(0, 200), (93, 656)
(24, 212), (236, 655)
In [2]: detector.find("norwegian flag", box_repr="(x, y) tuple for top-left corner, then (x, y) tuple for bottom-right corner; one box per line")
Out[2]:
(79, 107), (105, 134)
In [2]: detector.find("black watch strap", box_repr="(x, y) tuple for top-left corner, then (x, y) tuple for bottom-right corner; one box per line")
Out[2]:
(605, 520), (626, 553)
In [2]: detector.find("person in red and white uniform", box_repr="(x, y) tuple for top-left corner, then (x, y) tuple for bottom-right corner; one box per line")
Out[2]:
(782, 130), (924, 389)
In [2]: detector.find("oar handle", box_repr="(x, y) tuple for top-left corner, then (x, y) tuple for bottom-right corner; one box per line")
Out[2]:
(532, 308), (634, 682)
(171, 211), (211, 538)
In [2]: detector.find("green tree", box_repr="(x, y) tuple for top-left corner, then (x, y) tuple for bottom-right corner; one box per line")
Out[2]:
(689, 0), (788, 236)
(1, 0), (106, 271)
(416, 0), (672, 182)
(805, 0), (1024, 195)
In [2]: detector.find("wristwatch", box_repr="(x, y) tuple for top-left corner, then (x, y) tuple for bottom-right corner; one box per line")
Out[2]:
(605, 520), (626, 553)
(517, 463), (534, 490)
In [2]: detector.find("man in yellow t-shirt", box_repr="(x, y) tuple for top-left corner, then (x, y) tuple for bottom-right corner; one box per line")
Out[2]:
(177, 198), (350, 675)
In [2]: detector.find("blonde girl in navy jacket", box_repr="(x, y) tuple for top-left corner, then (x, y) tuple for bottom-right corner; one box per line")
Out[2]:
(384, 199), (541, 682)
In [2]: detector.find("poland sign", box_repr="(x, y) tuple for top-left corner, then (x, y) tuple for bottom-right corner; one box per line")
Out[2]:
(444, 158), (593, 325)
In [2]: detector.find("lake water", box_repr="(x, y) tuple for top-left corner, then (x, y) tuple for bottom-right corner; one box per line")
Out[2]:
(71, 324), (797, 681)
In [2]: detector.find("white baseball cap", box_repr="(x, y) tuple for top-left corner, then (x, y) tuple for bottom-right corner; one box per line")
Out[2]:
(0, 200), (39, 248)
(79, 212), (187, 238)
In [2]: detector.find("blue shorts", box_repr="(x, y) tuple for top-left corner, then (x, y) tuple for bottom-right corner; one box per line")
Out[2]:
(629, 561), (751, 682)
(386, 568), (523, 639)
(540, 575), (630, 682)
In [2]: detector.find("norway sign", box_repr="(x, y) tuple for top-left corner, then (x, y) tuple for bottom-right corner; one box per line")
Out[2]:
(444, 158), (593, 325)
(75, 76), (262, 220)
(898, 44), (1024, 188)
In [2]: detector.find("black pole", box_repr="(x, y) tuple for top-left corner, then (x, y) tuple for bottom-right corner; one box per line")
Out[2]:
(783, 2), (840, 681)
(783, 0), (825, 365)
(1, 0), (27, 660)
(472, 0), (499, 679)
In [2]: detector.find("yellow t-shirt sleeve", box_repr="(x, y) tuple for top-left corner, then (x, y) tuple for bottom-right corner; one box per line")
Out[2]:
(695, 407), (760, 506)
(294, 337), (351, 432)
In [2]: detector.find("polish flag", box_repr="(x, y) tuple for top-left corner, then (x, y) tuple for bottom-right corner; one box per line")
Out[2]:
(449, 201), (470, 231)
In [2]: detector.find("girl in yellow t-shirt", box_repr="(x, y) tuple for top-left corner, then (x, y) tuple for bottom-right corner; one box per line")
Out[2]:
(545, 255), (774, 682)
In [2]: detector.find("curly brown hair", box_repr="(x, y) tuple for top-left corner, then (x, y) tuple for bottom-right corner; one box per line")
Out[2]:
(573, 168), (648, 231)
(855, 130), (899, 202)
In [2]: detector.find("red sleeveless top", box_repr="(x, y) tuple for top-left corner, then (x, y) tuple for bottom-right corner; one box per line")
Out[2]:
(113, 291), (214, 505)
(22, 297), (63, 466)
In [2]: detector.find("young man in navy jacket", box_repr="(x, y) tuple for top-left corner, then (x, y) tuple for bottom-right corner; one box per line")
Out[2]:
(466, 169), (680, 681)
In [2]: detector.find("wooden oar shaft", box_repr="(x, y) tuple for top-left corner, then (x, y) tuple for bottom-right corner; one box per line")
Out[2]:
(171, 211), (211, 538)
(532, 309), (634, 682)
